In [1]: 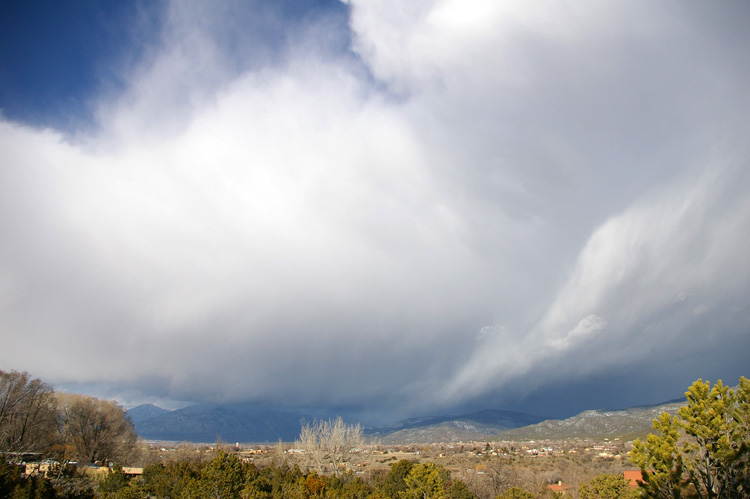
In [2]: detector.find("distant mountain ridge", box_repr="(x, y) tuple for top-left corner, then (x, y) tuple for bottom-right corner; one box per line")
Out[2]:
(494, 400), (685, 441)
(128, 403), (310, 443)
(367, 410), (543, 444)
(127, 398), (687, 443)
(127, 403), (171, 424)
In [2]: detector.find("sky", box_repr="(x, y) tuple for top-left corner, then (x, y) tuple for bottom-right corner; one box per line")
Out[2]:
(1, 0), (749, 424)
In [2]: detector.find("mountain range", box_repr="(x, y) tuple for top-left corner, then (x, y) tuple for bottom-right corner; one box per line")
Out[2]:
(366, 410), (544, 444)
(127, 398), (685, 443)
(493, 400), (685, 441)
(130, 403), (308, 443)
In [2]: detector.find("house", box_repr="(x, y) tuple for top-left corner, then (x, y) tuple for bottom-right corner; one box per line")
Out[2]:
(547, 481), (572, 494)
(623, 470), (643, 488)
(24, 460), (75, 478)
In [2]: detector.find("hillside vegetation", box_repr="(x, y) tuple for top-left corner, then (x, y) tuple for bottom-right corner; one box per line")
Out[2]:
(495, 402), (684, 441)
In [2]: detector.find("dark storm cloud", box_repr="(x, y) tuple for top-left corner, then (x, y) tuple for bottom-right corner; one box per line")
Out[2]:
(1, 0), (748, 422)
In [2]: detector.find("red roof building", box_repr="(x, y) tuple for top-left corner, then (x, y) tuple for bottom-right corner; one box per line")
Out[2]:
(623, 470), (643, 488)
(547, 481), (572, 494)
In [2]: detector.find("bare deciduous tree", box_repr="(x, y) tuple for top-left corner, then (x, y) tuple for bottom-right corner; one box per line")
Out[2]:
(0, 370), (56, 454)
(297, 416), (363, 475)
(56, 393), (138, 464)
(460, 458), (521, 499)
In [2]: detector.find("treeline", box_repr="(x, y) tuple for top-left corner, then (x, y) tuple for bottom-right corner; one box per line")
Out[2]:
(0, 369), (138, 465)
(30, 451), (480, 499)
(0, 448), (644, 499)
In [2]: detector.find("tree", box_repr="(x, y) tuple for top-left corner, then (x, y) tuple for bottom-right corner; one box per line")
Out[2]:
(481, 458), (520, 498)
(297, 417), (363, 476)
(382, 459), (415, 499)
(630, 412), (684, 499)
(179, 449), (245, 499)
(631, 377), (750, 499)
(496, 486), (534, 499)
(578, 473), (639, 499)
(0, 370), (57, 454)
(97, 463), (129, 497)
(0, 458), (55, 499)
(446, 479), (477, 499)
(141, 460), (201, 499)
(400, 462), (450, 499)
(56, 393), (138, 464)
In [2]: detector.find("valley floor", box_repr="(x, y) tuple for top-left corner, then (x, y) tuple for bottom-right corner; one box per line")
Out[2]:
(145, 438), (638, 498)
